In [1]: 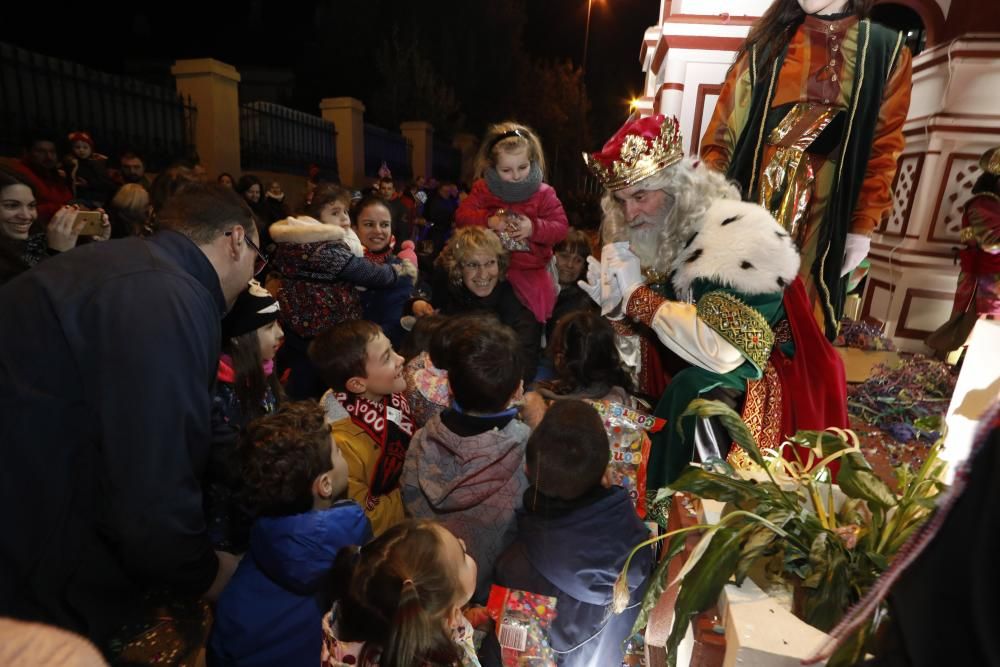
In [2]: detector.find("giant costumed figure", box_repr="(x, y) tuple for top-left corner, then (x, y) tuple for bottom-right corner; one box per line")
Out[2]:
(700, 0), (912, 340)
(581, 114), (849, 524)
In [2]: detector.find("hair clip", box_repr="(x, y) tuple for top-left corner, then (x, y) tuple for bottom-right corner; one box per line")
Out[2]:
(487, 129), (526, 153)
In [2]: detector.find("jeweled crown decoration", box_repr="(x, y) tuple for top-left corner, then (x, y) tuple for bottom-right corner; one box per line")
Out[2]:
(980, 146), (1000, 176)
(583, 115), (685, 191)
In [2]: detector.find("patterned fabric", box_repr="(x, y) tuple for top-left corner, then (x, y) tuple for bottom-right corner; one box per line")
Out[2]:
(625, 285), (666, 327)
(728, 360), (784, 472)
(696, 290), (775, 374)
(335, 392), (414, 500)
(402, 352), (449, 429)
(331, 392), (414, 536)
(272, 240), (362, 337)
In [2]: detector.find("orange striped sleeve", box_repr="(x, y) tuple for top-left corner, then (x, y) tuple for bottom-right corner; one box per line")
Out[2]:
(700, 51), (754, 173)
(850, 45), (913, 235)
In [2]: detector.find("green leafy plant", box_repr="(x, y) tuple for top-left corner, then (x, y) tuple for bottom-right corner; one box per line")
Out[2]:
(615, 399), (946, 667)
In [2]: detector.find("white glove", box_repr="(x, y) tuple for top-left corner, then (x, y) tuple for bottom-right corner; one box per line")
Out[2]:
(578, 255), (603, 306)
(841, 233), (871, 277)
(602, 242), (645, 311)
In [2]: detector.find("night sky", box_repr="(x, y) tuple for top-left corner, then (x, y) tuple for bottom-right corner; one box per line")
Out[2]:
(0, 1), (657, 145)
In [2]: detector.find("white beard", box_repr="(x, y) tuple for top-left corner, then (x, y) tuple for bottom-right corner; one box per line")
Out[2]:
(628, 223), (662, 270)
(626, 198), (678, 275)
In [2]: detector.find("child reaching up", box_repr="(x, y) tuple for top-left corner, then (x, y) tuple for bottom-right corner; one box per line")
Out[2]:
(456, 122), (568, 324)
(322, 519), (481, 667)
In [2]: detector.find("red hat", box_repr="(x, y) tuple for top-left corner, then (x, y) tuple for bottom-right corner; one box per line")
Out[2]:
(68, 131), (95, 148)
(582, 114), (684, 191)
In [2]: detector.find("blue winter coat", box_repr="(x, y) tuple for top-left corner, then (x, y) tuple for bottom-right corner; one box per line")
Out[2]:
(491, 486), (653, 667)
(208, 501), (372, 666)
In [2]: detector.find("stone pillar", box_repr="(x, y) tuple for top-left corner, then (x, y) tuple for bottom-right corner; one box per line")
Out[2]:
(861, 36), (1000, 352)
(320, 97), (366, 188)
(400, 121), (434, 180)
(170, 59), (241, 178)
(452, 132), (479, 186)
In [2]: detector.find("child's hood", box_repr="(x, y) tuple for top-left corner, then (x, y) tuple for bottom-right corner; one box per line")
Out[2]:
(249, 501), (371, 594)
(270, 215), (348, 245)
(518, 487), (651, 606)
(409, 416), (529, 512)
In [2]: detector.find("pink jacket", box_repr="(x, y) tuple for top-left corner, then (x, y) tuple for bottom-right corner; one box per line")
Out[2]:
(455, 179), (568, 322)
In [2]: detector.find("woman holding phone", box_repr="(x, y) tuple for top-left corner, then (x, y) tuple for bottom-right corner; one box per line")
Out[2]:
(0, 168), (110, 286)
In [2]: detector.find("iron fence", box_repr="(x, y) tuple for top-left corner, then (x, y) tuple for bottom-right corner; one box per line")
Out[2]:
(240, 101), (338, 179)
(364, 123), (411, 181)
(0, 42), (196, 171)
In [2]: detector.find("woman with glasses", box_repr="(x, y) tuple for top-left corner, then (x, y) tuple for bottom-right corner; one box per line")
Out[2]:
(427, 227), (541, 383)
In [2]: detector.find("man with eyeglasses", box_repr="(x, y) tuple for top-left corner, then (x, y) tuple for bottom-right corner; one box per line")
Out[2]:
(0, 183), (258, 659)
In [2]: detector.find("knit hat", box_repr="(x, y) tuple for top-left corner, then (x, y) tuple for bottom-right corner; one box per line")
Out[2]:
(397, 240), (418, 265)
(222, 280), (280, 339)
(67, 131), (95, 148)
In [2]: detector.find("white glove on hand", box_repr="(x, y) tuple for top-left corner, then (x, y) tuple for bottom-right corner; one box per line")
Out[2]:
(841, 233), (871, 277)
(602, 242), (645, 311)
(578, 256), (603, 306)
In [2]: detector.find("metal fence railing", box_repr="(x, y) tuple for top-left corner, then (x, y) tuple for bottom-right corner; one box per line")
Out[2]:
(0, 42), (196, 171)
(364, 123), (412, 181)
(240, 101), (338, 179)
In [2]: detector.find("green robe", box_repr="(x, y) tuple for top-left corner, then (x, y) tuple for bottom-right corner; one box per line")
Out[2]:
(646, 278), (787, 521)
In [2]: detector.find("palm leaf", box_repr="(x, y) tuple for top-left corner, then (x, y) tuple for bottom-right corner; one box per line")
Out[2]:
(630, 532), (689, 636)
(667, 466), (766, 506)
(664, 526), (742, 666)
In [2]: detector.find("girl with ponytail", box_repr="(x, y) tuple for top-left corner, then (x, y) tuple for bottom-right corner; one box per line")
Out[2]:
(322, 519), (481, 667)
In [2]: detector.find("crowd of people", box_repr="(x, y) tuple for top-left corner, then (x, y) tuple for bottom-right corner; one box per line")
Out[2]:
(7, 1), (998, 663)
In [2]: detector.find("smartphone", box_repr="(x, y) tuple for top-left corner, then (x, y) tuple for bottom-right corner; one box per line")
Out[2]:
(75, 210), (104, 236)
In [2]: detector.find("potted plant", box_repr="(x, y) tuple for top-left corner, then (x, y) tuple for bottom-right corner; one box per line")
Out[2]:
(615, 399), (946, 667)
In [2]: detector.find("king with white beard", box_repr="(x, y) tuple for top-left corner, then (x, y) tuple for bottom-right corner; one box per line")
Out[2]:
(581, 115), (849, 525)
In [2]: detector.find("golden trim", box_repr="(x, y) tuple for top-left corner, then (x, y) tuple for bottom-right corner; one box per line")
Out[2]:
(835, 19), (869, 190)
(696, 290), (775, 372)
(748, 51), (779, 198)
(728, 361), (784, 471)
(820, 19), (870, 334)
(887, 31), (904, 84)
(583, 117), (685, 191)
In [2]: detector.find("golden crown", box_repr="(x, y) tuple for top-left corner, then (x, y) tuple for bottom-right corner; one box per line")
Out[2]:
(583, 115), (685, 191)
(980, 146), (1000, 176)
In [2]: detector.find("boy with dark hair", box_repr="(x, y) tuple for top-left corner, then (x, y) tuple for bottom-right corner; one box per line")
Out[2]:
(401, 321), (529, 602)
(491, 400), (653, 667)
(310, 319), (414, 536)
(209, 401), (371, 666)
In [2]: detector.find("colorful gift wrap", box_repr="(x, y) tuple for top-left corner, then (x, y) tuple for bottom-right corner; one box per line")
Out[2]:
(486, 586), (558, 667)
(585, 400), (665, 518)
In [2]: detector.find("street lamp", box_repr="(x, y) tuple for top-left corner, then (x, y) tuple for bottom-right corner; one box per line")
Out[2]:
(582, 0), (601, 72)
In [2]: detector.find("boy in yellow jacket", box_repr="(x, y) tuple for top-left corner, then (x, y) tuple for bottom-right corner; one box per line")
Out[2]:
(312, 320), (413, 535)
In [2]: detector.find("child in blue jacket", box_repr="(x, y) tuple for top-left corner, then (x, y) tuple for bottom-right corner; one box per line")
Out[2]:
(208, 401), (372, 666)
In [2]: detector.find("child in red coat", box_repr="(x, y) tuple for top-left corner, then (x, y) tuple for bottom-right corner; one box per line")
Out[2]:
(455, 122), (568, 323)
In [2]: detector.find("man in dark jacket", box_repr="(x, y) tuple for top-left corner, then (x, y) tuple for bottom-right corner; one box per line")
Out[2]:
(0, 184), (259, 656)
(489, 401), (653, 667)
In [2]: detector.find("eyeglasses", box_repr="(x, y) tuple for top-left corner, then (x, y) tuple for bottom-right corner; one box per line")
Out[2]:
(226, 230), (269, 276)
(460, 259), (498, 272)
